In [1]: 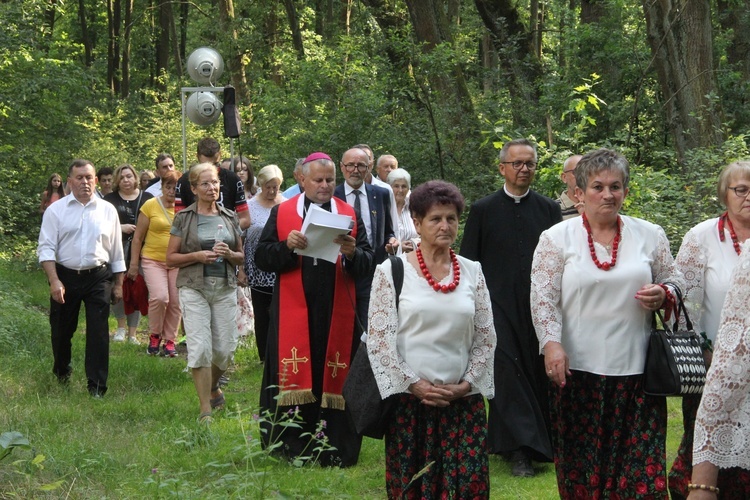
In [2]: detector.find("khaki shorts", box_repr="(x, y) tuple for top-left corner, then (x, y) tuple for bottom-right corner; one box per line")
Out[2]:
(179, 278), (238, 370)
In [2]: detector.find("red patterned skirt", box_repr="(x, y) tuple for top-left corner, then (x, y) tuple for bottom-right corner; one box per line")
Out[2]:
(551, 371), (668, 499)
(384, 393), (489, 499)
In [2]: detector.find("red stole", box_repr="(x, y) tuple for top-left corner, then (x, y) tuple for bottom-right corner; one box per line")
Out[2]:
(275, 195), (357, 410)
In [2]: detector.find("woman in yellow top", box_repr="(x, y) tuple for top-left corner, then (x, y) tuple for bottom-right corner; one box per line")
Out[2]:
(128, 170), (182, 357)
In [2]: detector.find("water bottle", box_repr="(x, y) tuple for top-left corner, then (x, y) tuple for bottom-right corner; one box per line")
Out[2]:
(214, 224), (229, 263)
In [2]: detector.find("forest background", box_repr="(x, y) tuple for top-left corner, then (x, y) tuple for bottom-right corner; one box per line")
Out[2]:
(2, 0), (750, 252)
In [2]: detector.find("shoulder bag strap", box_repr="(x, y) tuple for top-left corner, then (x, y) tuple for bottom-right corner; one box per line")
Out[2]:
(388, 254), (404, 310)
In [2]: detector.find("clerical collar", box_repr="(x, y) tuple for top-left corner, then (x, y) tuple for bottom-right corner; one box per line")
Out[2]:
(303, 196), (332, 212)
(503, 185), (530, 204)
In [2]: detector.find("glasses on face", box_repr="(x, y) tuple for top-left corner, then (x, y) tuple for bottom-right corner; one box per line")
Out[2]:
(198, 180), (220, 190)
(563, 168), (576, 174)
(343, 162), (368, 172)
(728, 185), (750, 198)
(501, 160), (537, 171)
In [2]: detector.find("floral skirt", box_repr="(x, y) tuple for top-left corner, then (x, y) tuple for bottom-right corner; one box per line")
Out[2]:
(551, 371), (668, 499)
(385, 393), (489, 500)
(669, 394), (750, 499)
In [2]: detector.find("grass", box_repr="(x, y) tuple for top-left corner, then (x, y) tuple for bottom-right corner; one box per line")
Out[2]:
(0, 252), (684, 498)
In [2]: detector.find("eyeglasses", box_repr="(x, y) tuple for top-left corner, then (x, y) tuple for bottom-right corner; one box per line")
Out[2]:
(728, 185), (750, 197)
(501, 160), (537, 171)
(563, 168), (576, 174)
(198, 180), (220, 189)
(343, 162), (368, 172)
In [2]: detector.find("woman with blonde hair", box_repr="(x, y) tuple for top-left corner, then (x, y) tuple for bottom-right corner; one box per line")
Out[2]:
(243, 164), (285, 361)
(167, 163), (243, 422)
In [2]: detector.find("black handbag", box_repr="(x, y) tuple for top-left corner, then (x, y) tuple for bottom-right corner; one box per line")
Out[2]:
(343, 255), (403, 439)
(643, 286), (707, 396)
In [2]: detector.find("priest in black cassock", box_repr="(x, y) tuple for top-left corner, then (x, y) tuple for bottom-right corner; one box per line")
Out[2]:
(460, 138), (562, 477)
(255, 152), (374, 467)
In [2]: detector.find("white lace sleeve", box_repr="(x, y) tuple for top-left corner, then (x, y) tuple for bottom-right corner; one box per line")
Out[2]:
(530, 232), (564, 352)
(462, 267), (497, 398)
(693, 250), (750, 469)
(652, 225), (684, 297)
(366, 263), (419, 398)
(674, 228), (706, 329)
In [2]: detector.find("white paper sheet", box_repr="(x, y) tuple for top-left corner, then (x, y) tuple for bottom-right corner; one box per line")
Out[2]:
(296, 204), (354, 264)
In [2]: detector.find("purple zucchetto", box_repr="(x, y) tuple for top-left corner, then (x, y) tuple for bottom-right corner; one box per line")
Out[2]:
(303, 152), (332, 163)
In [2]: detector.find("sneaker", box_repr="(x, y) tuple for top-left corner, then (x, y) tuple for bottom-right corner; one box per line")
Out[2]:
(177, 334), (187, 346)
(113, 328), (126, 342)
(127, 336), (140, 345)
(147, 334), (161, 355)
(162, 340), (177, 358)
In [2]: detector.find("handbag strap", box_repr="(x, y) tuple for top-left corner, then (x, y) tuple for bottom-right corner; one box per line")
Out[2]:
(662, 281), (694, 332)
(388, 254), (404, 311)
(157, 196), (174, 224)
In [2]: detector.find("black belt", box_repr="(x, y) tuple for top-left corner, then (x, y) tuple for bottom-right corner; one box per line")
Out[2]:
(56, 263), (108, 275)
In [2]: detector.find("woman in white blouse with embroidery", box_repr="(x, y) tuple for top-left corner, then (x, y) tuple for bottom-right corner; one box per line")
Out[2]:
(530, 149), (682, 499)
(688, 241), (750, 499)
(367, 180), (496, 499)
(669, 161), (750, 499)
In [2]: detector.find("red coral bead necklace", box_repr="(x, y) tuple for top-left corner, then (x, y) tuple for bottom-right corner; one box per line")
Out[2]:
(718, 211), (742, 256)
(582, 213), (621, 271)
(415, 244), (461, 293)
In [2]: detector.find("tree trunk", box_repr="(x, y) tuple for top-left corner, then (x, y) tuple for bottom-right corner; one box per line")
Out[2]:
(474, 0), (543, 128)
(155, 0), (170, 89)
(642, 0), (724, 163)
(405, 0), (485, 178)
(78, 0), (93, 67)
(107, 0), (121, 95)
(121, 0), (133, 97)
(43, 0), (58, 53)
(581, 0), (605, 24)
(282, 0), (305, 59)
(218, 0), (248, 98)
(716, 0), (750, 81)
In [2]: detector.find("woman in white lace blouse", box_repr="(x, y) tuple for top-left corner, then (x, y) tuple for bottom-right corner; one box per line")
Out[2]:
(386, 168), (420, 253)
(530, 149), (682, 499)
(367, 180), (496, 499)
(689, 241), (750, 499)
(669, 161), (750, 499)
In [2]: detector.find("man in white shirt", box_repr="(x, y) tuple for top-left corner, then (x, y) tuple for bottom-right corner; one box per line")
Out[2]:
(375, 154), (398, 182)
(145, 153), (176, 197)
(354, 143), (400, 239)
(556, 154), (583, 220)
(38, 159), (126, 398)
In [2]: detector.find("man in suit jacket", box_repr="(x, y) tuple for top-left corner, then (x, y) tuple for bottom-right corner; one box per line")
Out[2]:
(334, 147), (397, 331)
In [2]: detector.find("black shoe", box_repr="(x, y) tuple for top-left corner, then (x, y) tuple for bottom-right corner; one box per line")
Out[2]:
(88, 388), (105, 399)
(510, 450), (535, 477)
(55, 367), (72, 385)
(218, 374), (230, 387)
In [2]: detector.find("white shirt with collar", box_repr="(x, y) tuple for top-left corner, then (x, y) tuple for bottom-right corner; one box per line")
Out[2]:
(145, 179), (162, 198)
(38, 194), (126, 273)
(344, 182), (373, 245)
(371, 176), (399, 237)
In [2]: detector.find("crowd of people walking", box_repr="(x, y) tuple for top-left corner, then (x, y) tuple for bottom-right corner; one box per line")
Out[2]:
(37, 138), (750, 498)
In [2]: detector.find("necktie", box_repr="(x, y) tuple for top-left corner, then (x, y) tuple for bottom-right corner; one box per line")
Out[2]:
(352, 189), (362, 219)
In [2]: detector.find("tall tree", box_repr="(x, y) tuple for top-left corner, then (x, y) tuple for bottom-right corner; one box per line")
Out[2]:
(120, 0), (133, 97)
(154, 0), (171, 89)
(282, 0), (305, 60)
(474, 0), (543, 129)
(218, 0), (248, 98)
(107, 0), (122, 94)
(78, 0), (94, 67)
(642, 0), (724, 163)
